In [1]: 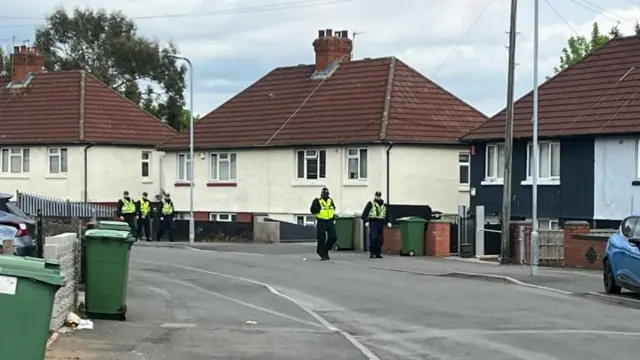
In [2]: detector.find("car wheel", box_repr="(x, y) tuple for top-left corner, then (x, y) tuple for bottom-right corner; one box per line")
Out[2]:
(603, 260), (622, 294)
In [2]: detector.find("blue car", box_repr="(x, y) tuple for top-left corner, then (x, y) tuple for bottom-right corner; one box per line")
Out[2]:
(603, 216), (640, 294)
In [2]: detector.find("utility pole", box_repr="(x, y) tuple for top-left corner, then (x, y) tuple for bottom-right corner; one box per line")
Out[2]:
(531, 0), (540, 276)
(352, 30), (364, 59)
(500, 0), (519, 265)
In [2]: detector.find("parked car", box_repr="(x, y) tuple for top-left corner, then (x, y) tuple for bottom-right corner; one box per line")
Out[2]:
(603, 215), (640, 294)
(0, 193), (36, 256)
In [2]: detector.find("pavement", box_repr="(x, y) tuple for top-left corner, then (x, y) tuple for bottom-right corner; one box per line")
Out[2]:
(46, 242), (640, 359)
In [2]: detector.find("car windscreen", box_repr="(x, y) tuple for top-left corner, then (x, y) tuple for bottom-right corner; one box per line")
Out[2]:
(0, 224), (18, 240)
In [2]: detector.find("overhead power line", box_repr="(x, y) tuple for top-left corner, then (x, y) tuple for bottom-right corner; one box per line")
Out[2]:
(431, 0), (496, 79)
(0, 0), (352, 28)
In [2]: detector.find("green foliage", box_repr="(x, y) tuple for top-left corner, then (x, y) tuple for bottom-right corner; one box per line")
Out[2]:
(554, 22), (611, 74)
(0, 48), (10, 75)
(34, 7), (187, 130)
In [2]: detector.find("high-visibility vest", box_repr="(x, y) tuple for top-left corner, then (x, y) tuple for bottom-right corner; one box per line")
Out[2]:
(121, 198), (135, 214)
(139, 199), (150, 216)
(368, 201), (386, 219)
(162, 200), (174, 215)
(316, 197), (335, 220)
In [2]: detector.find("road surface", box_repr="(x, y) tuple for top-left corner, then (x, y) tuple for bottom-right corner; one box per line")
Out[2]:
(47, 244), (640, 359)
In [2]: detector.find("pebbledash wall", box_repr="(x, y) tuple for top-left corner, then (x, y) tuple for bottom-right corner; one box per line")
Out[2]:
(43, 232), (80, 330)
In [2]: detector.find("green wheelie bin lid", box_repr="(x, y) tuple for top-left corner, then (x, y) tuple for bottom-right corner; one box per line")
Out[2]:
(397, 216), (427, 223)
(335, 213), (356, 219)
(0, 257), (65, 287)
(97, 221), (133, 232)
(85, 229), (136, 242)
(0, 256), (60, 272)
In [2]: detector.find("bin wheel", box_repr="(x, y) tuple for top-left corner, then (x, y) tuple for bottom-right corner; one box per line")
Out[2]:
(408, 250), (415, 257)
(117, 305), (128, 321)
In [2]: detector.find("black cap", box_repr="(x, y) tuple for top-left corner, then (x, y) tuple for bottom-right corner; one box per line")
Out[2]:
(123, 190), (129, 195)
(375, 191), (382, 196)
(142, 192), (148, 196)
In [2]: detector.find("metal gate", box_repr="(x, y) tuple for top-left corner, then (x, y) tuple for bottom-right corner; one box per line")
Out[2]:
(451, 216), (475, 256)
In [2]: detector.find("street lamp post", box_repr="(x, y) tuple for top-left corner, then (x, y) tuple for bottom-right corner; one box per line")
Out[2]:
(170, 55), (195, 246)
(531, 0), (540, 276)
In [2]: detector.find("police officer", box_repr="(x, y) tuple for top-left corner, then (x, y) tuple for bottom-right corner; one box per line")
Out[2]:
(362, 191), (391, 259)
(156, 193), (175, 242)
(117, 190), (137, 234)
(310, 187), (337, 260)
(136, 192), (152, 241)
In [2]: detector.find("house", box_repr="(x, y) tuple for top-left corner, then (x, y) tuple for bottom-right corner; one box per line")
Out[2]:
(158, 28), (487, 223)
(462, 35), (640, 228)
(0, 46), (176, 203)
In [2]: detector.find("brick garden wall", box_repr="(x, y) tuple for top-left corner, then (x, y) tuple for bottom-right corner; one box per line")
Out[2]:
(382, 220), (451, 256)
(43, 233), (79, 330)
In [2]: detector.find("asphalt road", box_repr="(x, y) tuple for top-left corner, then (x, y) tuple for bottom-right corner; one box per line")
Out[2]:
(48, 245), (640, 360)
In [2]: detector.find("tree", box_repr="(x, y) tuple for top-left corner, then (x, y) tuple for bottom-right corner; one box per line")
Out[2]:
(635, 21), (640, 36)
(553, 22), (611, 74)
(34, 7), (187, 130)
(180, 109), (201, 130)
(609, 22), (622, 38)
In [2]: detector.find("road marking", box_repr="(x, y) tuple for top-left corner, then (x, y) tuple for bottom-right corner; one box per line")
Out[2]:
(136, 270), (323, 329)
(160, 323), (197, 329)
(136, 259), (381, 360)
(359, 328), (640, 341)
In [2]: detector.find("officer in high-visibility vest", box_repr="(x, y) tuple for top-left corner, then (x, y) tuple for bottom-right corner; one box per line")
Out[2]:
(362, 191), (392, 259)
(156, 192), (175, 242)
(136, 192), (152, 241)
(117, 190), (137, 235)
(309, 187), (337, 260)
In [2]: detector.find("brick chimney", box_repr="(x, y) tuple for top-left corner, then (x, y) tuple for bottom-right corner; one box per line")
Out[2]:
(312, 29), (352, 72)
(10, 45), (45, 83)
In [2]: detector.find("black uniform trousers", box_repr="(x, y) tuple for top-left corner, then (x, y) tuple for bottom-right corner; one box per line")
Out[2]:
(122, 213), (137, 235)
(368, 221), (384, 256)
(156, 215), (175, 242)
(316, 219), (337, 257)
(136, 215), (151, 240)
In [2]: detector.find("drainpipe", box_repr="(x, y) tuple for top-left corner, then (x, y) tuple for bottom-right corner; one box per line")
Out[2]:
(158, 151), (166, 195)
(83, 144), (95, 202)
(386, 142), (394, 203)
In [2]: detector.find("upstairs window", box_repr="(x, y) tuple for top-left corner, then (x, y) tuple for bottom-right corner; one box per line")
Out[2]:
(1, 148), (30, 174)
(296, 149), (326, 180)
(527, 141), (560, 180)
(347, 148), (368, 180)
(459, 153), (470, 185)
(484, 143), (505, 181)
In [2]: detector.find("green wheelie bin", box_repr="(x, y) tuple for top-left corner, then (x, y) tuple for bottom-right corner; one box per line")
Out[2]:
(84, 229), (136, 321)
(333, 214), (356, 251)
(397, 217), (427, 256)
(0, 257), (65, 360)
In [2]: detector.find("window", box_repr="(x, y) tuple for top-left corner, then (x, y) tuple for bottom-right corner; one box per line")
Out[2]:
(636, 140), (640, 179)
(296, 215), (316, 226)
(346, 148), (368, 180)
(459, 153), (470, 185)
(210, 152), (237, 181)
(538, 219), (560, 230)
(47, 148), (67, 174)
(1, 148), (29, 174)
(177, 153), (192, 182)
(210, 213), (237, 222)
(484, 143), (505, 180)
(527, 141), (560, 180)
(175, 212), (191, 220)
(141, 151), (151, 178)
(296, 149), (326, 180)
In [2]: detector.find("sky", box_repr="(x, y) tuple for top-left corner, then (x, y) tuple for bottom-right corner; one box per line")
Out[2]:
(1, 0), (640, 118)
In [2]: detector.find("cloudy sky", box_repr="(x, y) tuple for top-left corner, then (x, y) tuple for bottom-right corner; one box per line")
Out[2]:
(1, 0), (639, 118)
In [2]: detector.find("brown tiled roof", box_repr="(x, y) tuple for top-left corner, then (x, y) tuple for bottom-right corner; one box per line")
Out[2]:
(0, 71), (175, 145)
(158, 57), (487, 150)
(463, 35), (640, 141)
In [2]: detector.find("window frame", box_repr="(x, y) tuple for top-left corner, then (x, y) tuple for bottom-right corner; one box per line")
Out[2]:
(141, 151), (151, 179)
(636, 140), (640, 179)
(0, 148), (30, 174)
(209, 213), (237, 222)
(177, 153), (193, 182)
(526, 141), (561, 181)
(296, 149), (326, 180)
(346, 148), (368, 180)
(484, 143), (505, 181)
(295, 215), (316, 226)
(210, 152), (237, 182)
(47, 147), (68, 175)
(459, 152), (470, 185)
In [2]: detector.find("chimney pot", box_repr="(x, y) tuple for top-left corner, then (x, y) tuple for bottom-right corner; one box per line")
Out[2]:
(318, 30), (325, 38)
(10, 44), (45, 83)
(342, 30), (348, 38)
(312, 28), (353, 73)
(326, 29), (332, 37)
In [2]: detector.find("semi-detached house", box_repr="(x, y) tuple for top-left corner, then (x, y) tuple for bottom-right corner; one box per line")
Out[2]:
(463, 35), (640, 228)
(0, 46), (176, 203)
(158, 28), (487, 223)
